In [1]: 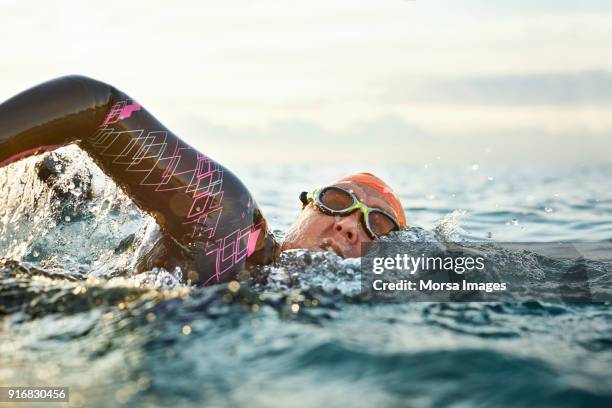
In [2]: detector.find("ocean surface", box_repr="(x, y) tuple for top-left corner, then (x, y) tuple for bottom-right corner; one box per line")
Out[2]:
(1, 147), (611, 407)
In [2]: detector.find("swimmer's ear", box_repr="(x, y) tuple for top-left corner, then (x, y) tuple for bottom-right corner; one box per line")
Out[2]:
(299, 191), (309, 208)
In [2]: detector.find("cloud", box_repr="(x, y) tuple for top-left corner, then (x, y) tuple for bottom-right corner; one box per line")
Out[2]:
(185, 115), (428, 143)
(464, 0), (612, 16)
(378, 71), (612, 106)
(179, 114), (612, 166)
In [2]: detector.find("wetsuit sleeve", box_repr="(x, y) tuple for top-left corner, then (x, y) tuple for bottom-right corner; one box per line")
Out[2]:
(0, 75), (278, 285)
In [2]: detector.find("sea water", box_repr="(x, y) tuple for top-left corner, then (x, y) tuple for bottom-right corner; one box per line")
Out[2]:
(0, 146), (611, 407)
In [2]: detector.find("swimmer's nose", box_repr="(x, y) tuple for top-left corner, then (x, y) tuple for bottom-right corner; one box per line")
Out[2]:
(332, 212), (361, 245)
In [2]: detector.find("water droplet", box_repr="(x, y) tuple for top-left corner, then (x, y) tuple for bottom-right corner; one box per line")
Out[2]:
(471, 164), (479, 171)
(506, 218), (519, 226)
(426, 194), (436, 200)
(65, 216), (71, 222)
(33, 251), (39, 257)
(487, 176), (494, 181)
(228, 281), (240, 293)
(544, 207), (553, 213)
(486, 232), (493, 239)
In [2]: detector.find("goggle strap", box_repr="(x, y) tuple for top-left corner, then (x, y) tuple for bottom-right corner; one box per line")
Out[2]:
(299, 191), (309, 208)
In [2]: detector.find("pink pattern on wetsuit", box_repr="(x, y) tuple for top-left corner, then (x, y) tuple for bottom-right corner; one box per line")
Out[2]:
(102, 100), (141, 125)
(203, 223), (264, 285)
(90, 120), (225, 242)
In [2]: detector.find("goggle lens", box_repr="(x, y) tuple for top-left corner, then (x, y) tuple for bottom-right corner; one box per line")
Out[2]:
(319, 187), (354, 211)
(368, 210), (398, 237)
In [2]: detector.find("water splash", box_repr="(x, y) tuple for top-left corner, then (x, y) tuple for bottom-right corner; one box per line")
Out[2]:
(0, 147), (150, 278)
(433, 209), (468, 242)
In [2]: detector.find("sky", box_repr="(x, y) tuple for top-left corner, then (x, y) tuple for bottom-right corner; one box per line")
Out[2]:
(1, 0), (611, 166)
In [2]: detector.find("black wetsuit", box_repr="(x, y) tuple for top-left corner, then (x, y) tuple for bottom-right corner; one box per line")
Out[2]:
(0, 75), (278, 285)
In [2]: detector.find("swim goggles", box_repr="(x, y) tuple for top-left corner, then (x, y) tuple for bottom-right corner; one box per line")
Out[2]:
(300, 186), (401, 239)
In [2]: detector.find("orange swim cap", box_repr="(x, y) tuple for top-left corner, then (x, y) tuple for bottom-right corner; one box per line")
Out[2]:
(336, 172), (406, 227)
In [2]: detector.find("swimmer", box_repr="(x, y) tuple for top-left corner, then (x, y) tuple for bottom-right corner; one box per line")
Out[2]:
(0, 75), (407, 285)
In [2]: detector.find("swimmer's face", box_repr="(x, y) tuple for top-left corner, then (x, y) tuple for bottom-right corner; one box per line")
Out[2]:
(282, 181), (398, 258)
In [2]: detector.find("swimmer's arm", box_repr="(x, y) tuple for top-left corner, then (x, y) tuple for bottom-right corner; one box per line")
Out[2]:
(0, 75), (210, 238)
(0, 75), (110, 167)
(0, 76), (277, 280)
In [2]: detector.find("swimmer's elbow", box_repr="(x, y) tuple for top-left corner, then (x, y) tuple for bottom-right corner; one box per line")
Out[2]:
(68, 74), (117, 99)
(62, 74), (110, 89)
(54, 76), (141, 119)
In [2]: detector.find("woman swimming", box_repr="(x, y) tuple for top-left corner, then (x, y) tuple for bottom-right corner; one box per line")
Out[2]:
(0, 75), (406, 285)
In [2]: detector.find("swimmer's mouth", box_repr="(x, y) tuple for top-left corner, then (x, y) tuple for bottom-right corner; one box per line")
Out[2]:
(319, 239), (344, 257)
